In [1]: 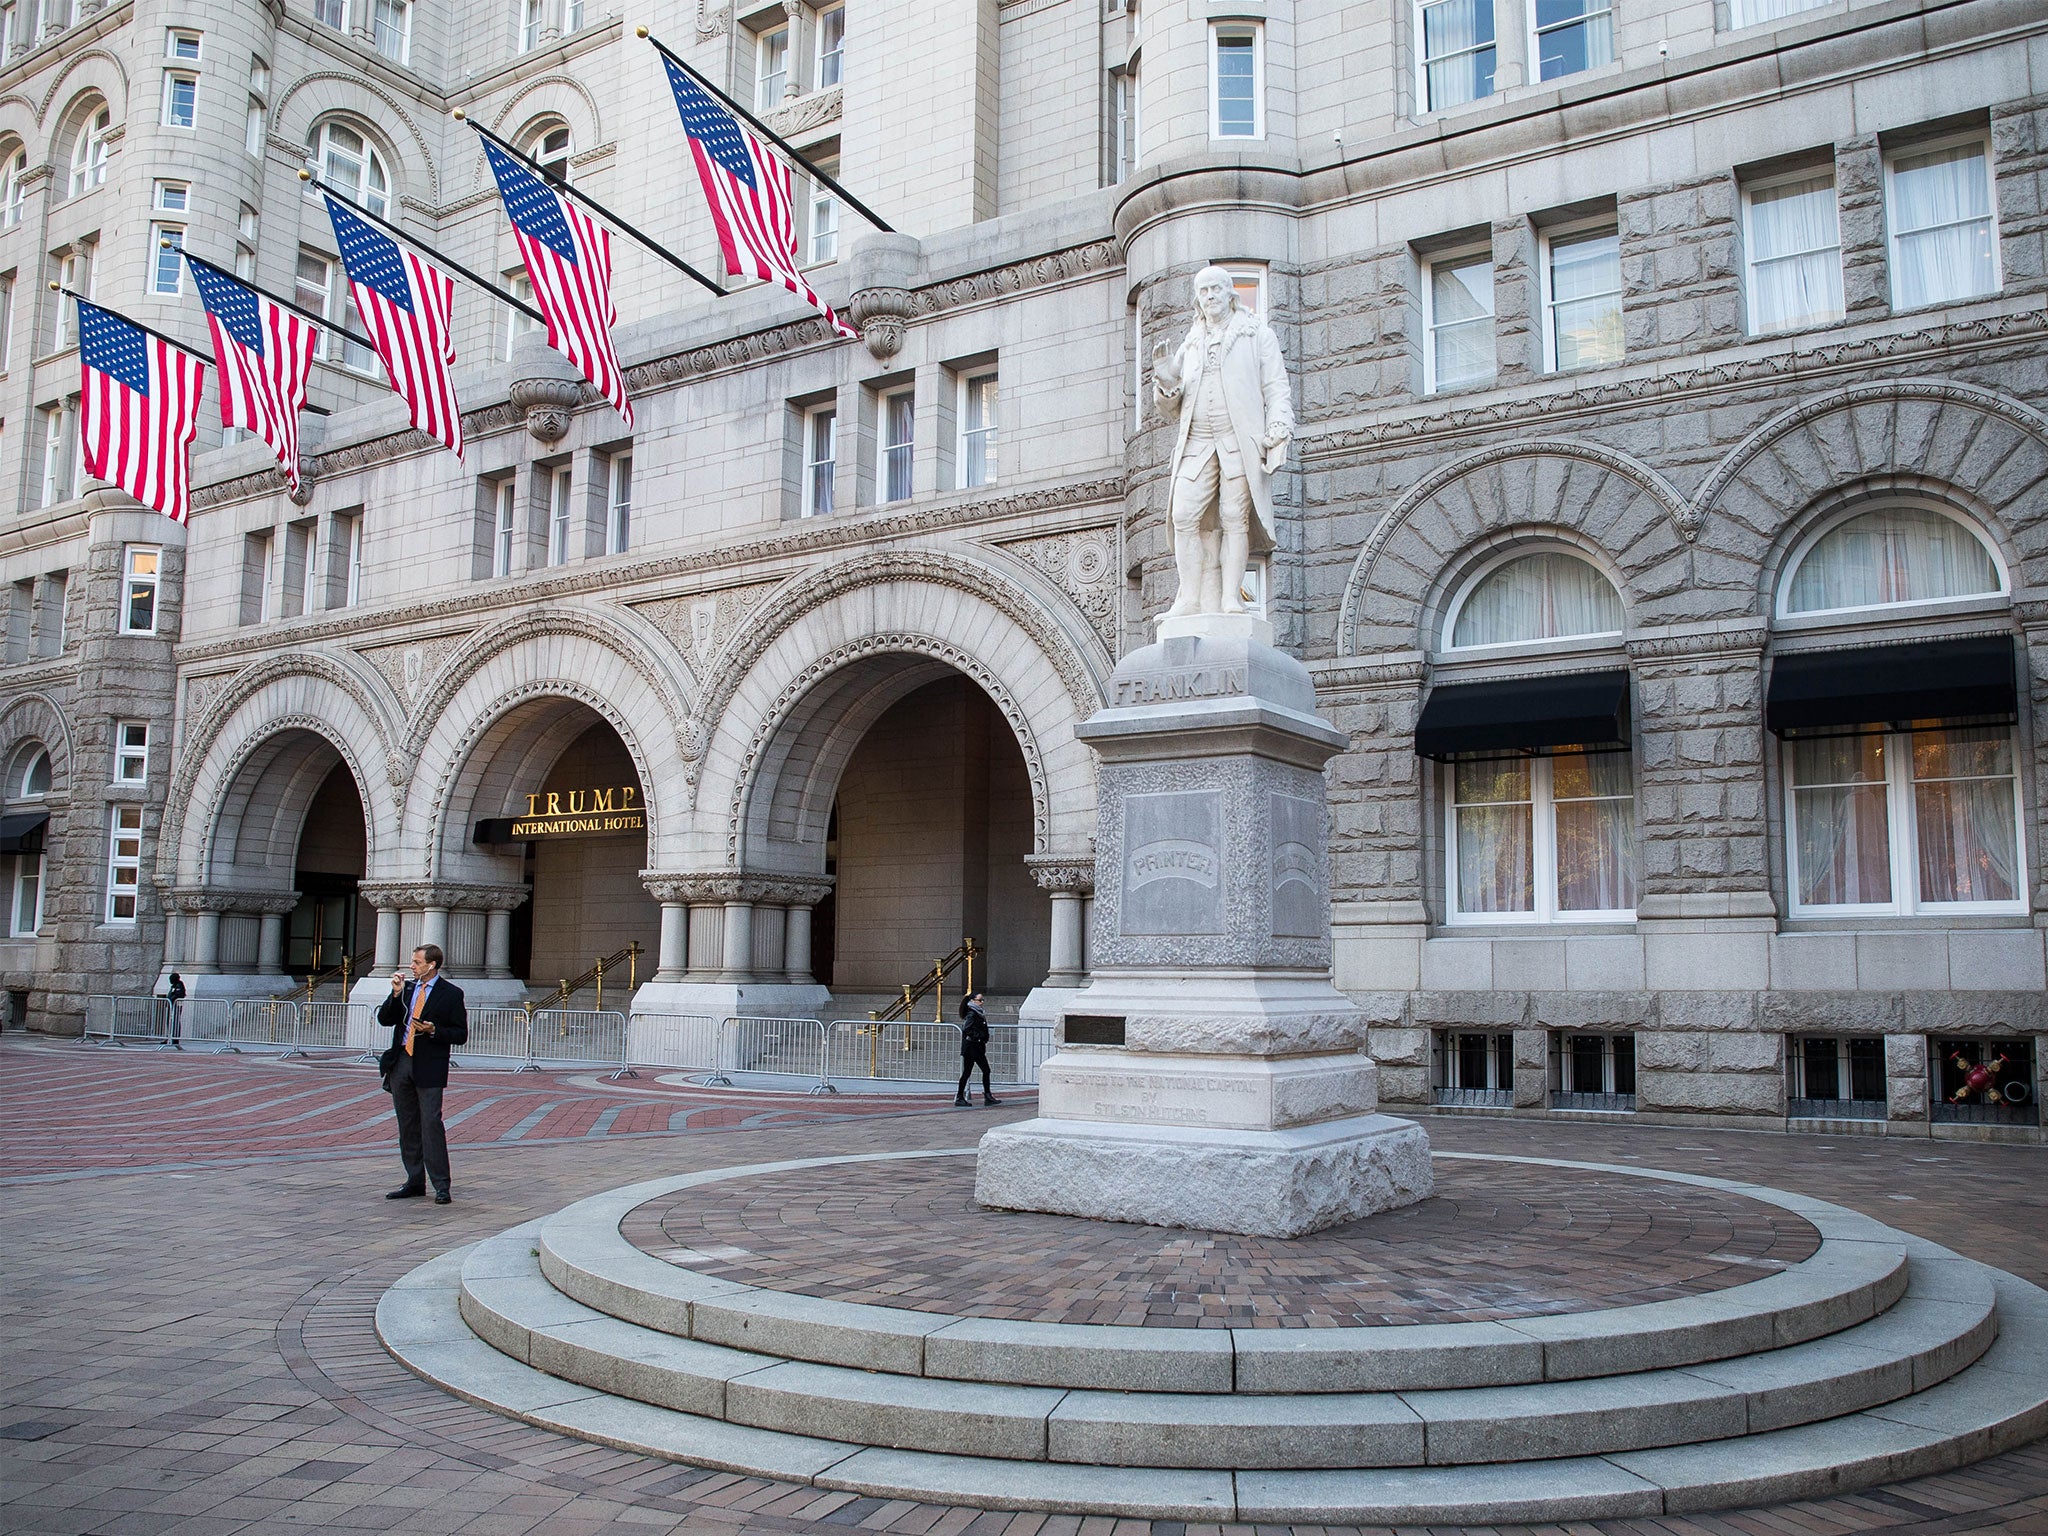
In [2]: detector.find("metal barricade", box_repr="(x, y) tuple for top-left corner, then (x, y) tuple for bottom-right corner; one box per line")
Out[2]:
(527, 1008), (633, 1080)
(988, 1023), (1057, 1086)
(627, 1012), (721, 1075)
(824, 1019), (964, 1084)
(719, 1016), (832, 1093)
(179, 998), (302, 1053)
(456, 1006), (538, 1071)
(294, 1001), (370, 1059)
(83, 995), (166, 1047)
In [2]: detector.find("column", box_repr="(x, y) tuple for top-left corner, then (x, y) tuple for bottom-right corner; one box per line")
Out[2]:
(257, 911), (285, 973)
(486, 909), (514, 978)
(720, 898), (755, 982)
(374, 907), (400, 970)
(1024, 855), (1096, 989)
(194, 909), (222, 974)
(1046, 892), (1085, 988)
(420, 904), (450, 954)
(641, 875), (700, 983)
(784, 906), (813, 983)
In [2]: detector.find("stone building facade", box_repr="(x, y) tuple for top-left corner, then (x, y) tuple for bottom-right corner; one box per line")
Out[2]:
(0, 0), (2042, 1135)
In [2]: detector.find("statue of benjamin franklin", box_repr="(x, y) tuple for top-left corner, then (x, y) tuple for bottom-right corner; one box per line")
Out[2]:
(1151, 266), (1295, 619)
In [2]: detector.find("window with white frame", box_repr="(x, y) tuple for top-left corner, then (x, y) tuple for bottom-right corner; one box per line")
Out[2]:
(312, 122), (389, 218)
(52, 242), (92, 348)
(238, 202), (259, 245)
(530, 124), (570, 184)
(373, 0), (410, 61)
(1789, 1035), (1885, 1117)
(547, 464), (574, 565)
(881, 387), (914, 502)
(0, 149), (25, 226)
(10, 846), (42, 935)
(37, 401), (72, 506)
(250, 55), (269, 93)
(106, 803), (142, 923)
(1779, 504), (2005, 617)
(121, 546), (159, 633)
(336, 510), (363, 605)
(1221, 262), (1267, 316)
(1728, 0), (1829, 29)
(565, 0), (585, 31)
(756, 23), (789, 110)
(245, 96), (265, 156)
(1424, 250), (1494, 392)
(1551, 1031), (1636, 1107)
(1531, 0), (1610, 82)
(242, 529), (276, 625)
(1418, 0), (1494, 112)
(286, 519), (318, 617)
(297, 249), (377, 375)
(166, 27), (199, 59)
(1786, 725), (2024, 915)
(1744, 171), (1843, 334)
(295, 249), (334, 358)
(803, 404), (836, 516)
(19, 748), (51, 796)
(816, 2), (844, 87)
(492, 477), (517, 577)
(1433, 1029), (1514, 1106)
(0, 2), (16, 64)
(607, 453), (632, 554)
(809, 153), (839, 265)
(958, 370), (997, 489)
(149, 223), (183, 296)
(504, 271), (537, 360)
(1448, 750), (1636, 921)
(162, 72), (197, 130)
(1446, 549), (1624, 649)
(1886, 137), (1998, 312)
(66, 106), (111, 197)
(0, 275), (14, 370)
(1108, 64), (1139, 185)
(1543, 223), (1623, 371)
(314, 0), (347, 31)
(1209, 24), (1261, 139)
(114, 720), (148, 783)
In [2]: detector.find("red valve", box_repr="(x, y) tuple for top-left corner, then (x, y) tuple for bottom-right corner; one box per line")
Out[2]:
(1948, 1050), (2010, 1105)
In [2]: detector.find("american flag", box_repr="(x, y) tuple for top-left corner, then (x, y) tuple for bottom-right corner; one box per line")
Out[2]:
(186, 259), (318, 493)
(76, 300), (206, 525)
(659, 56), (856, 340)
(324, 194), (465, 457)
(480, 139), (633, 425)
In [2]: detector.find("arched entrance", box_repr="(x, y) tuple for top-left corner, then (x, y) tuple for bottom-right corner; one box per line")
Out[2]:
(287, 762), (369, 984)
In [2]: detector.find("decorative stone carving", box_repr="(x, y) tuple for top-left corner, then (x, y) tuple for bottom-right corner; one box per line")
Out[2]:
(358, 881), (529, 912)
(631, 582), (778, 670)
(694, 0), (729, 37)
(509, 378), (586, 443)
(355, 631), (474, 709)
(996, 527), (1119, 655)
(1024, 854), (1096, 895)
(764, 84), (841, 137)
(848, 285), (909, 362)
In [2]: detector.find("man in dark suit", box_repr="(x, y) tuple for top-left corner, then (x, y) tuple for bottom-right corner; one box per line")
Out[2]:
(377, 943), (468, 1204)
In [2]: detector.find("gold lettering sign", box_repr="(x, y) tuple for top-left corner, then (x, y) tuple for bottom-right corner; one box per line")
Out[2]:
(512, 785), (643, 839)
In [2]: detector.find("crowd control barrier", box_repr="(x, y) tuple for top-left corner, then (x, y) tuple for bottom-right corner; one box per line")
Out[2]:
(716, 1016), (835, 1092)
(824, 1020), (963, 1084)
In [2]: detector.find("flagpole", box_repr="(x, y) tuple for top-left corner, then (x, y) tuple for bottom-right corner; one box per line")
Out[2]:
(49, 284), (212, 364)
(299, 171), (549, 322)
(453, 113), (727, 299)
(637, 27), (896, 235)
(174, 246), (354, 338)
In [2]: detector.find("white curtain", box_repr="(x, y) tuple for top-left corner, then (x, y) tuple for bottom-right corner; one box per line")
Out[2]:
(1748, 176), (1842, 331)
(1890, 143), (1995, 310)
(1431, 259), (1494, 388)
(1785, 505), (1999, 613)
(1452, 550), (1624, 647)
(1911, 727), (2019, 903)
(1552, 751), (1636, 912)
(1454, 759), (1533, 914)
(1729, 0), (1827, 26)
(1422, 0), (1494, 110)
(1790, 736), (1892, 906)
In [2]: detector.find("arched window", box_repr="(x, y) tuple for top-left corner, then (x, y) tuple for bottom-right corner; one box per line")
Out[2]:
(1781, 503), (2003, 616)
(0, 148), (26, 227)
(312, 122), (389, 217)
(1446, 549), (1624, 649)
(17, 748), (51, 797)
(66, 104), (112, 197)
(528, 122), (570, 184)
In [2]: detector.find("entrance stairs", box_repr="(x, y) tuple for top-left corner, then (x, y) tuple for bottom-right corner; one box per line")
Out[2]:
(377, 1150), (2048, 1523)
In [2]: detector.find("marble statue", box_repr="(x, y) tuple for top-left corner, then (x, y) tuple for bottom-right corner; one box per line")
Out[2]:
(1151, 266), (1295, 619)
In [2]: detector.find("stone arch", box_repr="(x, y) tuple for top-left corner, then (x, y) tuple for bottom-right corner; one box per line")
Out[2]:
(37, 50), (127, 129)
(1338, 440), (1692, 655)
(1688, 380), (2048, 599)
(400, 606), (696, 880)
(271, 73), (440, 204)
(0, 692), (72, 794)
(485, 74), (603, 173)
(689, 551), (1110, 871)
(200, 724), (377, 892)
(163, 654), (400, 888)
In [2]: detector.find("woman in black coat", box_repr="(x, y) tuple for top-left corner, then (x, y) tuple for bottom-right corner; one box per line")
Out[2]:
(956, 991), (1000, 1107)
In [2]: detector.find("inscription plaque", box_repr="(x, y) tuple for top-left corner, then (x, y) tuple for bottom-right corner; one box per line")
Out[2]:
(1063, 1014), (1127, 1046)
(1120, 789), (1224, 936)
(1270, 792), (1324, 937)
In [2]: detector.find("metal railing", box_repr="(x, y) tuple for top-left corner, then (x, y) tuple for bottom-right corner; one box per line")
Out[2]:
(452, 1006), (636, 1080)
(991, 1024), (1057, 1086)
(826, 1019), (962, 1083)
(628, 1012), (722, 1075)
(718, 1016), (835, 1093)
(531, 943), (643, 1012)
(870, 937), (978, 1024)
(1433, 1085), (1514, 1109)
(85, 995), (373, 1056)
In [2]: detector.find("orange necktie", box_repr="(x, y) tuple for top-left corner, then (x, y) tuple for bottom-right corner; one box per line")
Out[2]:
(405, 982), (427, 1055)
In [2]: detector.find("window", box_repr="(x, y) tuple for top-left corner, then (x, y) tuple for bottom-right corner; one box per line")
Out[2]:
(334, 510), (363, 606)
(809, 154), (839, 265)
(607, 454), (632, 554)
(565, 0), (584, 32)
(314, 0), (347, 30)
(114, 720), (148, 783)
(0, 276), (12, 372)
(530, 124), (570, 184)
(503, 271), (537, 360)
(1931, 1038), (2037, 1127)
(121, 547), (160, 634)
(1786, 725), (2024, 915)
(1210, 25), (1260, 139)
(756, 24), (789, 110)
(284, 519), (316, 617)
(250, 56), (269, 94)
(803, 404), (836, 516)
(298, 249), (377, 374)
(517, 0), (541, 51)
(105, 804), (143, 923)
(0, 2), (15, 63)
(245, 97), (264, 156)
(1532, 0), (1611, 81)
(0, 150), (24, 226)
(1433, 1030), (1514, 1107)
(1424, 251), (1494, 392)
(1418, 0), (1494, 112)
(1745, 172), (1843, 333)
(19, 749), (51, 796)
(1886, 138), (1998, 311)
(1108, 65), (1139, 185)
(10, 850), (41, 936)
(1543, 224), (1622, 371)
(1780, 505), (2003, 617)
(959, 371), (997, 489)
(1789, 1036), (1885, 1119)
(238, 203), (259, 244)
(816, 2), (844, 86)
(52, 243), (93, 348)
(149, 224), (184, 295)
(67, 107), (111, 197)
(491, 479), (517, 577)
(373, 0), (410, 61)
(166, 28), (200, 59)
(547, 465), (574, 564)
(154, 180), (189, 214)
(881, 388), (914, 502)
(235, 245), (255, 280)
(162, 74), (197, 130)
(1448, 749), (1636, 921)
(243, 530), (276, 624)
(295, 250), (333, 353)
(1222, 262), (1267, 316)
(37, 402), (72, 506)
(313, 123), (389, 218)
(1446, 550), (1624, 649)
(1728, 0), (1829, 28)
(1551, 1032), (1635, 1110)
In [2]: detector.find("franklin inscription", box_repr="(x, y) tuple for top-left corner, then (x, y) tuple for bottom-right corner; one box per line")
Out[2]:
(1111, 665), (1246, 708)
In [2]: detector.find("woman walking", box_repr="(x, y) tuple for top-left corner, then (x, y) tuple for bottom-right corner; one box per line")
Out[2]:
(956, 991), (1000, 1107)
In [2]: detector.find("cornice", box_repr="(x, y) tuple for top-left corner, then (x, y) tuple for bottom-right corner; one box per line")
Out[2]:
(1309, 657), (1428, 692)
(0, 0), (134, 97)
(1625, 623), (1772, 662)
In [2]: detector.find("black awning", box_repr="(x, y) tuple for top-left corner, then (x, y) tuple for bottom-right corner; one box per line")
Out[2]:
(0, 811), (49, 854)
(1414, 670), (1630, 760)
(1766, 634), (2016, 735)
(473, 818), (516, 845)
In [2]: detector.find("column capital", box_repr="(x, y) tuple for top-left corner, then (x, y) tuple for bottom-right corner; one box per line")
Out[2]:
(359, 881), (529, 912)
(1025, 854), (1097, 895)
(642, 870), (831, 905)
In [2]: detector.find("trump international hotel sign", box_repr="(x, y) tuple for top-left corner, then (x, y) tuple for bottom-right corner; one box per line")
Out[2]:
(474, 786), (645, 844)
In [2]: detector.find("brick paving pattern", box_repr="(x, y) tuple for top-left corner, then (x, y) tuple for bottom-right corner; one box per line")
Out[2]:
(621, 1155), (1819, 1326)
(4, 1035), (2045, 1536)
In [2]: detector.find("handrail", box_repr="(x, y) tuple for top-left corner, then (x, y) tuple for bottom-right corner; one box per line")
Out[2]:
(532, 942), (642, 1014)
(868, 937), (977, 1025)
(276, 946), (374, 1004)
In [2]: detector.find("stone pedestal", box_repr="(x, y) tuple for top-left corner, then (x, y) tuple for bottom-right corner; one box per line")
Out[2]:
(976, 628), (1432, 1237)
